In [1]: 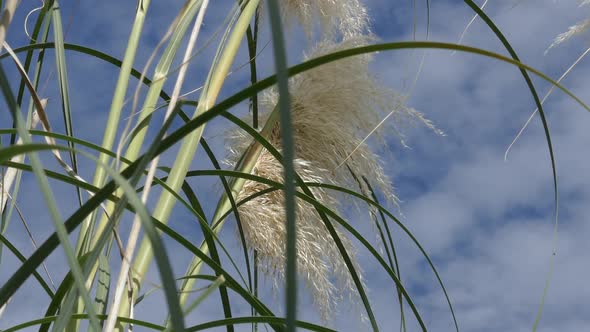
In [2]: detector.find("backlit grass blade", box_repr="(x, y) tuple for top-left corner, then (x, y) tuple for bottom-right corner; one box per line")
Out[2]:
(75, 0), (153, 257)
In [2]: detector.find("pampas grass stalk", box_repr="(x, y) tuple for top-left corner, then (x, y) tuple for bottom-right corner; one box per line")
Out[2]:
(73, 0), (153, 257)
(103, 2), (210, 331)
(115, 0), (261, 323)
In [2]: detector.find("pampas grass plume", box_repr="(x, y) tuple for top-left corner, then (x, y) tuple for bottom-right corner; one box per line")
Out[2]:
(227, 36), (434, 321)
(279, 0), (370, 38)
(547, 2), (590, 51)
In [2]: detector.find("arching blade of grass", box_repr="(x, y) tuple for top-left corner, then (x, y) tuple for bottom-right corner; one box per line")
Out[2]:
(2, 149), (281, 332)
(2, 155), (254, 297)
(0, 122), (254, 296)
(461, 3), (559, 328)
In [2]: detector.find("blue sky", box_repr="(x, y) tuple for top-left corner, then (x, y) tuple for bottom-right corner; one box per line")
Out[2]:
(1, 0), (590, 331)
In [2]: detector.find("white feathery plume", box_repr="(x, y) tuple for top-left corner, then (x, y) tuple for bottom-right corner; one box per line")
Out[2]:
(276, 0), (370, 39)
(226, 36), (434, 321)
(547, 3), (590, 52)
(548, 18), (590, 50)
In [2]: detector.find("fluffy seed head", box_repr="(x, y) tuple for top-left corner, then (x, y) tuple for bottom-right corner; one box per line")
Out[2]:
(547, 2), (590, 51)
(278, 0), (370, 39)
(226, 36), (435, 321)
(548, 18), (590, 50)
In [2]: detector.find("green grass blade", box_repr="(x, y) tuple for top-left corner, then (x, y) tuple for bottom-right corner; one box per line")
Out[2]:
(261, 1), (299, 330)
(0, 234), (54, 298)
(75, 0), (153, 257)
(49, 1), (84, 222)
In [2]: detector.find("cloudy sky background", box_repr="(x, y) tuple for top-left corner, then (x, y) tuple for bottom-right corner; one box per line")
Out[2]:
(1, 0), (590, 331)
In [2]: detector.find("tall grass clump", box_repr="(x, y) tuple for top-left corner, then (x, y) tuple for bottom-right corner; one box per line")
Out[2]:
(0, 0), (583, 331)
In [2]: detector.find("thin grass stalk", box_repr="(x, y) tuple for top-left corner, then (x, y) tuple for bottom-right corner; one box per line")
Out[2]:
(87, 0), (204, 253)
(74, 0), (152, 257)
(3, 40), (120, 331)
(50, 0), (82, 208)
(66, 2), (205, 326)
(505, 47), (590, 160)
(1, 4), (51, 254)
(245, 13), (260, 330)
(263, 0), (297, 330)
(123, 0), (261, 322)
(103, 2), (209, 330)
(52, 6), (90, 323)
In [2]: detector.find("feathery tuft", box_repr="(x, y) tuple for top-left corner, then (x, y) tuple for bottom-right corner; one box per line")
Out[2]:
(277, 0), (370, 39)
(547, 18), (590, 51)
(226, 36), (434, 321)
